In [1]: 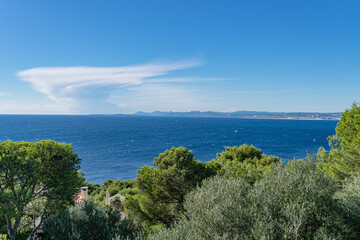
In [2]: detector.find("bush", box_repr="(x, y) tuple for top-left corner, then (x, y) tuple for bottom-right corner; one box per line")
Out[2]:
(42, 201), (117, 240)
(42, 201), (144, 240)
(154, 160), (356, 240)
(153, 175), (252, 239)
(336, 174), (360, 238)
(249, 159), (344, 239)
(114, 215), (147, 240)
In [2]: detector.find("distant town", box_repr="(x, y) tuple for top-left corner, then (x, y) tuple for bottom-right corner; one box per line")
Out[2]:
(129, 111), (341, 120)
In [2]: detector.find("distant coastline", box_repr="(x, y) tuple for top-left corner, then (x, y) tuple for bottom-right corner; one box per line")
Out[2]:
(118, 111), (341, 121)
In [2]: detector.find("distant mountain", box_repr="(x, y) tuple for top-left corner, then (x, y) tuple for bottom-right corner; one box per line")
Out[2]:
(132, 111), (341, 120)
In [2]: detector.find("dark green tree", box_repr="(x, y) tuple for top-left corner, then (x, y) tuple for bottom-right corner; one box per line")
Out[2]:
(0, 140), (82, 240)
(206, 144), (279, 184)
(124, 147), (214, 227)
(317, 102), (360, 184)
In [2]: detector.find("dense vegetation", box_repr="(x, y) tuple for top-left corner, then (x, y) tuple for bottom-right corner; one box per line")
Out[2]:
(124, 147), (216, 228)
(0, 102), (359, 239)
(317, 102), (360, 185)
(41, 201), (144, 240)
(0, 140), (82, 240)
(205, 144), (279, 183)
(86, 179), (136, 203)
(154, 160), (358, 239)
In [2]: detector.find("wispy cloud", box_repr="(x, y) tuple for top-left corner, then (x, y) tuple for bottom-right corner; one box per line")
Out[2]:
(15, 60), (232, 113)
(16, 60), (201, 103)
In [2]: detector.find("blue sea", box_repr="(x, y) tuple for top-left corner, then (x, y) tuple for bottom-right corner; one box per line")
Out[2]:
(0, 115), (338, 184)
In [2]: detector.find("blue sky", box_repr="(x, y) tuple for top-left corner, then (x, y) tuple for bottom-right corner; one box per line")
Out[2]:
(0, 0), (359, 114)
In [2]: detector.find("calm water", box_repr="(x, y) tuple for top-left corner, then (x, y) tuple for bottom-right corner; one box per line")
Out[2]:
(0, 115), (338, 183)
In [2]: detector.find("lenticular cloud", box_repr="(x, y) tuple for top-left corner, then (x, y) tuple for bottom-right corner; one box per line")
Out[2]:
(17, 60), (200, 101)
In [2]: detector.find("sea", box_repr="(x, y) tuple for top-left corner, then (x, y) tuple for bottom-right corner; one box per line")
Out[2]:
(0, 115), (338, 184)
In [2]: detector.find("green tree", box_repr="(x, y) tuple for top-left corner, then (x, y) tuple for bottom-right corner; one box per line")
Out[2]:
(206, 144), (279, 184)
(154, 160), (353, 240)
(0, 140), (82, 240)
(124, 147), (214, 227)
(317, 102), (360, 184)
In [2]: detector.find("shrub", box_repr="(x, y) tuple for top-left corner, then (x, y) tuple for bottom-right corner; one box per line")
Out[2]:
(336, 174), (360, 238)
(153, 175), (252, 239)
(42, 201), (144, 240)
(249, 160), (344, 239)
(154, 160), (356, 240)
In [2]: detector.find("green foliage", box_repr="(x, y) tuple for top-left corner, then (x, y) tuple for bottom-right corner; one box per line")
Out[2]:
(88, 179), (136, 203)
(0, 215), (6, 236)
(124, 147), (214, 227)
(42, 201), (118, 240)
(317, 102), (360, 184)
(336, 174), (360, 238)
(0, 140), (82, 240)
(249, 159), (345, 240)
(15, 198), (46, 239)
(153, 175), (252, 239)
(42, 201), (145, 240)
(113, 215), (148, 240)
(206, 144), (279, 184)
(154, 160), (355, 240)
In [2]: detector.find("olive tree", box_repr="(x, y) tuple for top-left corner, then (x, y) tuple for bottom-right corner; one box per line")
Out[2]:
(153, 175), (252, 239)
(336, 174), (360, 238)
(249, 159), (345, 239)
(154, 160), (354, 240)
(0, 140), (82, 240)
(41, 201), (137, 240)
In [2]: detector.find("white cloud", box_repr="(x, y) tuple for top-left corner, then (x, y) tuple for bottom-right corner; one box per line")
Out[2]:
(15, 59), (232, 114)
(16, 60), (201, 102)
